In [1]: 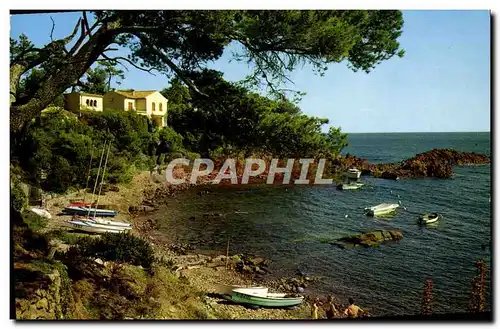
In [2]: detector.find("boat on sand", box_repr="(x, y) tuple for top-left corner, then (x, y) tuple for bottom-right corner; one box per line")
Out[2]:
(214, 284), (267, 296)
(229, 288), (304, 308)
(63, 206), (118, 217)
(76, 216), (131, 227)
(64, 220), (130, 234)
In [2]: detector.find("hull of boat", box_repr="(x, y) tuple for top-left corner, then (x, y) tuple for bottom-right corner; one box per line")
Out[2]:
(342, 169), (362, 180)
(63, 206), (118, 217)
(419, 213), (441, 224)
(65, 220), (129, 234)
(215, 284), (268, 296)
(337, 183), (364, 190)
(365, 204), (399, 216)
(30, 208), (52, 219)
(230, 289), (304, 308)
(79, 217), (131, 227)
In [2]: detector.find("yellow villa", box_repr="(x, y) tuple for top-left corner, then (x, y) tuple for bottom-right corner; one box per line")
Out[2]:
(103, 90), (168, 128)
(64, 92), (104, 112)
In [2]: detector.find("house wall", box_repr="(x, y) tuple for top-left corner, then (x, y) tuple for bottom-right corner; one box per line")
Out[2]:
(64, 93), (80, 113)
(136, 99), (147, 112)
(145, 92), (168, 117)
(80, 95), (103, 112)
(103, 92), (126, 110)
(123, 98), (136, 111)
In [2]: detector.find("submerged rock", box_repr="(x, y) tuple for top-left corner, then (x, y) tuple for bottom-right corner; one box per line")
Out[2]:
(333, 230), (403, 248)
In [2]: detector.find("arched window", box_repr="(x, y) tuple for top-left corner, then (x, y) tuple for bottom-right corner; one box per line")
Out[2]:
(86, 99), (90, 105)
(152, 102), (156, 111)
(159, 103), (163, 112)
(93, 100), (97, 107)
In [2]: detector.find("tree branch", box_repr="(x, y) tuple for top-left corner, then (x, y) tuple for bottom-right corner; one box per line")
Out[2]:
(50, 17), (55, 41)
(82, 11), (92, 38)
(130, 32), (208, 97)
(99, 53), (156, 75)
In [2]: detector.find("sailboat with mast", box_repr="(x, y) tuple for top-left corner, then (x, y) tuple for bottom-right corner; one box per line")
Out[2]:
(63, 141), (131, 233)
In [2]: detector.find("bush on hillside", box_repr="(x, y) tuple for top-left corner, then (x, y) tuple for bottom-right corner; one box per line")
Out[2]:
(66, 233), (155, 269)
(11, 180), (27, 213)
(11, 109), (165, 193)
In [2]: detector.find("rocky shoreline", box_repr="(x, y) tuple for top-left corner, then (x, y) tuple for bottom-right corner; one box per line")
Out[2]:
(336, 148), (490, 180)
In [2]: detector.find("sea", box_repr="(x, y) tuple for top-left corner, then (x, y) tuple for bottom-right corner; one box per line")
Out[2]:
(153, 132), (492, 316)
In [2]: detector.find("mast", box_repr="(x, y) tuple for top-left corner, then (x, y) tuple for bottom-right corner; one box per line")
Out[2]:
(86, 140), (107, 218)
(93, 141), (112, 218)
(82, 149), (94, 204)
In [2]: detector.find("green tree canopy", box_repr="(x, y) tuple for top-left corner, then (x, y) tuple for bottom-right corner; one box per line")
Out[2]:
(162, 69), (347, 158)
(10, 10), (404, 134)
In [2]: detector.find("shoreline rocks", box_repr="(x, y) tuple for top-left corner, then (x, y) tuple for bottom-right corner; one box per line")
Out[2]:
(333, 230), (403, 249)
(338, 148), (489, 180)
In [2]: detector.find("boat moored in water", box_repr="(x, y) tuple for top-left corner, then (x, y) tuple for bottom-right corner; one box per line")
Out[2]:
(364, 203), (399, 216)
(419, 212), (442, 224)
(342, 168), (362, 180)
(337, 182), (364, 190)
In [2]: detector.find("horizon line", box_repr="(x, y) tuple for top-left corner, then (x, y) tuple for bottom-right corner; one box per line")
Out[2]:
(343, 131), (491, 134)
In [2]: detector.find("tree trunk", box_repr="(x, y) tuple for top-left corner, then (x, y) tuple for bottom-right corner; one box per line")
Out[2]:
(10, 26), (116, 134)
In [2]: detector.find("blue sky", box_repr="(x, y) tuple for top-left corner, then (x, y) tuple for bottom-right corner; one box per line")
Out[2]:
(10, 10), (490, 133)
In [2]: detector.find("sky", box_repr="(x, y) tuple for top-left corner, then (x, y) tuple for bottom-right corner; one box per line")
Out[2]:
(10, 10), (491, 133)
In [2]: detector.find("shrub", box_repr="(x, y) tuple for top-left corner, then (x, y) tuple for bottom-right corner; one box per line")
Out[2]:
(11, 180), (27, 213)
(157, 127), (184, 151)
(66, 233), (155, 268)
(21, 211), (48, 231)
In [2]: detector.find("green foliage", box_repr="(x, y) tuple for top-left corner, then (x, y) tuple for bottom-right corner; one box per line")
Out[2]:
(156, 127), (184, 151)
(66, 233), (155, 268)
(47, 230), (85, 245)
(79, 62), (125, 95)
(11, 180), (27, 213)
(162, 71), (347, 158)
(13, 223), (51, 256)
(11, 109), (158, 193)
(11, 10), (405, 135)
(95, 10), (404, 98)
(21, 211), (48, 231)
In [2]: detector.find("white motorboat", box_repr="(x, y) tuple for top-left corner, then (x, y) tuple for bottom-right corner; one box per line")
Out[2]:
(364, 203), (399, 216)
(337, 182), (364, 190)
(214, 284), (268, 296)
(64, 220), (130, 234)
(342, 168), (362, 180)
(419, 213), (442, 224)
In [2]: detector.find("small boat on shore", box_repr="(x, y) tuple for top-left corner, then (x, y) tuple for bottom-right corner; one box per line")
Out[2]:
(364, 203), (399, 217)
(30, 207), (52, 219)
(230, 288), (304, 308)
(337, 182), (364, 190)
(63, 206), (118, 217)
(77, 216), (131, 228)
(419, 213), (441, 224)
(215, 284), (267, 296)
(64, 220), (130, 234)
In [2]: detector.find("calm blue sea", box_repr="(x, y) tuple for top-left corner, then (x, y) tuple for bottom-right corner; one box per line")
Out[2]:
(155, 132), (492, 316)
